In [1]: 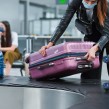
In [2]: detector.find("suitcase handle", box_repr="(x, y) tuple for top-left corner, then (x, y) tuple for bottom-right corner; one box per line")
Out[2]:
(76, 57), (87, 61)
(77, 63), (93, 69)
(37, 63), (54, 69)
(77, 61), (93, 70)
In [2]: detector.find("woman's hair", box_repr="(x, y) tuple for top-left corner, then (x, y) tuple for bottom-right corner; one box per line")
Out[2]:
(97, 0), (108, 26)
(1, 21), (12, 47)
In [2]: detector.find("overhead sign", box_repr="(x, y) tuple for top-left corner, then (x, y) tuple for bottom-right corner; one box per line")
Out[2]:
(56, 0), (69, 5)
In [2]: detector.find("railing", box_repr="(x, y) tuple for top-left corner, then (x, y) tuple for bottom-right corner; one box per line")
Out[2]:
(18, 35), (83, 53)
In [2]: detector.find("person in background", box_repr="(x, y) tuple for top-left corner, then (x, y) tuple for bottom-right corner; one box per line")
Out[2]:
(39, 0), (109, 80)
(0, 21), (21, 75)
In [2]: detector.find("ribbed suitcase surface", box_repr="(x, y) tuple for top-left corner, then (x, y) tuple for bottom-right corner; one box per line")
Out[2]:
(28, 42), (100, 80)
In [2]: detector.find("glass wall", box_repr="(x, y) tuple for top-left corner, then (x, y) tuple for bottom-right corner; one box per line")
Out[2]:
(29, 16), (83, 38)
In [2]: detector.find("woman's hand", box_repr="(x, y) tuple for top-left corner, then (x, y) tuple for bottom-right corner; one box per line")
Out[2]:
(84, 44), (99, 61)
(39, 42), (54, 56)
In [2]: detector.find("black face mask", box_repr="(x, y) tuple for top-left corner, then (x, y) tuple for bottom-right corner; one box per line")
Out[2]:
(0, 27), (5, 33)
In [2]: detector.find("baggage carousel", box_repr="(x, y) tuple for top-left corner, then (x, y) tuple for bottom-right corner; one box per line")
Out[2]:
(0, 76), (109, 109)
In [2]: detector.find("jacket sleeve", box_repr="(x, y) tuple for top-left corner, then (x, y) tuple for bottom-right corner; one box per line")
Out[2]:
(97, 7), (109, 50)
(49, 0), (82, 44)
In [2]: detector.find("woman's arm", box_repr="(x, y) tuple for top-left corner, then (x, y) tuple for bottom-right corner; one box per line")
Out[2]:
(0, 32), (18, 52)
(84, 43), (99, 61)
(96, 7), (109, 50)
(85, 7), (109, 61)
(49, 0), (82, 44)
(39, 42), (54, 56)
(96, 36), (109, 51)
(39, 0), (82, 56)
(0, 45), (17, 51)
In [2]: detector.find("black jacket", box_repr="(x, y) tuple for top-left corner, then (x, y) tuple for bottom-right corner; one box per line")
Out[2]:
(49, 0), (109, 50)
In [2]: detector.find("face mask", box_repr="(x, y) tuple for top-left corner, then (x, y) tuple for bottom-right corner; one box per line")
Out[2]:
(0, 27), (4, 33)
(82, 0), (97, 9)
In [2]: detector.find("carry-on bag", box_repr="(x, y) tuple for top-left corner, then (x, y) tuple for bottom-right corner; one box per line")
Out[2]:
(0, 51), (4, 77)
(28, 42), (100, 80)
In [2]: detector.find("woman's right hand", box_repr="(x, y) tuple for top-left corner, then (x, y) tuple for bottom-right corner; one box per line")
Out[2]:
(39, 42), (54, 56)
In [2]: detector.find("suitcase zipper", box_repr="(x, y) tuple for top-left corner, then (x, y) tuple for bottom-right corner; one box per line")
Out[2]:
(29, 52), (88, 68)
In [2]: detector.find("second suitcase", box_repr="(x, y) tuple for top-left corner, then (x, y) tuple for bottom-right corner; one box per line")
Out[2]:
(28, 42), (100, 80)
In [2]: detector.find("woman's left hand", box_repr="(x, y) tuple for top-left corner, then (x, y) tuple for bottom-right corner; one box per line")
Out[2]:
(84, 44), (99, 61)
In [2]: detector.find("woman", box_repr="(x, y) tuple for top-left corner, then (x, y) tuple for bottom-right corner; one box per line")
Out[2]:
(39, 0), (109, 80)
(0, 21), (21, 75)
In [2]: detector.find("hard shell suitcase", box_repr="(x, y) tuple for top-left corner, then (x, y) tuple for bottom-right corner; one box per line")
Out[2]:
(28, 42), (100, 80)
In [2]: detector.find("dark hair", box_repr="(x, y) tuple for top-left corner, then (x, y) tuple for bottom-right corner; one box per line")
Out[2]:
(1, 21), (12, 47)
(97, 0), (108, 26)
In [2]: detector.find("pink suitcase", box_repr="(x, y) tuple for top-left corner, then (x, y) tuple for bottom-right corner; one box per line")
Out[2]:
(28, 42), (100, 80)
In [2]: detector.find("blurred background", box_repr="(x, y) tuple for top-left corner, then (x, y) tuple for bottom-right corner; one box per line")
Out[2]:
(0, 0), (83, 52)
(0, 0), (80, 35)
(0, 0), (108, 80)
